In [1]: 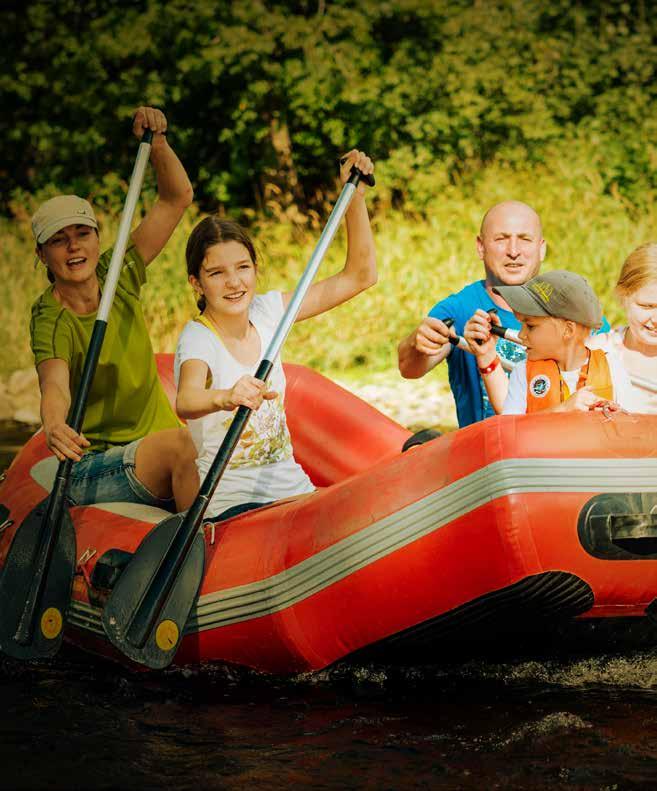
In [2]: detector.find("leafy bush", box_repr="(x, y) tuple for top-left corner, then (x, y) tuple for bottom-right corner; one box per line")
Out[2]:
(2, 0), (656, 217)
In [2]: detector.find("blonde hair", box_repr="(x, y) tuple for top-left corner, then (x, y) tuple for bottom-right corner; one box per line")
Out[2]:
(616, 242), (657, 298)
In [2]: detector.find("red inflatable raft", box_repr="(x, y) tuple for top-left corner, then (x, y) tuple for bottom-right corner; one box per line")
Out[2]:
(2, 355), (657, 673)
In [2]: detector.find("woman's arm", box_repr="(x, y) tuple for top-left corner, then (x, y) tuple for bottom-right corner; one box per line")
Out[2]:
(282, 150), (376, 321)
(130, 106), (194, 267)
(37, 359), (90, 462)
(176, 359), (276, 420)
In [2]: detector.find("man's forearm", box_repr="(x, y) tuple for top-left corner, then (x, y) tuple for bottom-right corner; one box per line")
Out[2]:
(398, 332), (448, 379)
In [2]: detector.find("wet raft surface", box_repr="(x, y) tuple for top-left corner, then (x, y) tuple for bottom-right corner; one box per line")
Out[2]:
(3, 631), (657, 791)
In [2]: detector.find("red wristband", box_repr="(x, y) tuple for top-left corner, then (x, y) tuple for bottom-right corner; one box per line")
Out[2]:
(478, 355), (501, 375)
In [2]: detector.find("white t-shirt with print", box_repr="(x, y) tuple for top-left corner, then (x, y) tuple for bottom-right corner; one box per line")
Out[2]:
(502, 342), (633, 415)
(174, 290), (314, 517)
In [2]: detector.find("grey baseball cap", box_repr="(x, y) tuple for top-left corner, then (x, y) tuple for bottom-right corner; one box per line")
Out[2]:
(31, 195), (98, 244)
(493, 270), (603, 329)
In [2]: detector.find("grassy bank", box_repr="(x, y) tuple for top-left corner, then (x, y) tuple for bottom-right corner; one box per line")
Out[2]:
(3, 160), (657, 383)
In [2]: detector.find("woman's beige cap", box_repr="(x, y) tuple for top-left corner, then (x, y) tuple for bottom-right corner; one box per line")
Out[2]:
(31, 195), (98, 244)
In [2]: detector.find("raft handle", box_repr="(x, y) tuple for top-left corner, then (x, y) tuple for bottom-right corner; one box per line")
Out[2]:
(595, 512), (657, 555)
(402, 428), (442, 452)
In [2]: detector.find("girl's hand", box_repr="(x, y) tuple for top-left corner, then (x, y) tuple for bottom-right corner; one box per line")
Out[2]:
(592, 399), (625, 416)
(340, 149), (374, 195)
(464, 309), (499, 360)
(133, 106), (168, 143)
(44, 421), (90, 462)
(222, 375), (277, 412)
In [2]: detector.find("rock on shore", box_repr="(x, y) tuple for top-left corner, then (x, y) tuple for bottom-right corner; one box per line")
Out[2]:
(0, 368), (40, 426)
(335, 371), (457, 432)
(0, 368), (457, 433)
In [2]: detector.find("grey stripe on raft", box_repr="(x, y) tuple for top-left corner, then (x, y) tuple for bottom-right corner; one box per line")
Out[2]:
(64, 456), (657, 637)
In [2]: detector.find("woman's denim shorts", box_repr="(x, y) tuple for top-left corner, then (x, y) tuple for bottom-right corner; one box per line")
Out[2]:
(66, 439), (174, 509)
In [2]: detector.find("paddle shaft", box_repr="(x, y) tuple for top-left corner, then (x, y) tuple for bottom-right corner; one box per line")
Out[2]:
(124, 168), (371, 649)
(13, 131), (153, 646)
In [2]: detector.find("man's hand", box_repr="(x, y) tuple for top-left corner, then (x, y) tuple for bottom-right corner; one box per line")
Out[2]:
(413, 317), (455, 356)
(399, 316), (455, 378)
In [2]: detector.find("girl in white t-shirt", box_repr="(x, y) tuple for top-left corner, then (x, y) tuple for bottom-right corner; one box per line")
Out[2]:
(588, 242), (657, 413)
(174, 150), (375, 519)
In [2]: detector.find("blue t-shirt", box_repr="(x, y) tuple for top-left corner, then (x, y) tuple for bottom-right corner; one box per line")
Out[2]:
(428, 280), (610, 428)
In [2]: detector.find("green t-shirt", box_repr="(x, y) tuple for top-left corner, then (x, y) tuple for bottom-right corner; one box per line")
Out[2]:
(30, 243), (180, 452)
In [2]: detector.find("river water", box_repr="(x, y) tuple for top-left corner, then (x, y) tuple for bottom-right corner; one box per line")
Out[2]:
(2, 422), (657, 790)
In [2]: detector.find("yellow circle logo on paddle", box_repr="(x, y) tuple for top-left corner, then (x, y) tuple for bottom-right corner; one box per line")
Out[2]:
(155, 619), (179, 652)
(41, 607), (63, 640)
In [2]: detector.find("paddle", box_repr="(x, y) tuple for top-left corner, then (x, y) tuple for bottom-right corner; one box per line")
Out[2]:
(0, 130), (154, 660)
(102, 164), (375, 669)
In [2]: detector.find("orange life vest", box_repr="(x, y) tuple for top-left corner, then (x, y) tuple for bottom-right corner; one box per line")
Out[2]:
(525, 349), (613, 413)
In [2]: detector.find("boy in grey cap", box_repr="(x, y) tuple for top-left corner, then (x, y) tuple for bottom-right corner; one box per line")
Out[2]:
(463, 270), (632, 415)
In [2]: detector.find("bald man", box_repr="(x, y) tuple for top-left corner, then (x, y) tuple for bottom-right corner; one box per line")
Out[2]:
(398, 201), (546, 427)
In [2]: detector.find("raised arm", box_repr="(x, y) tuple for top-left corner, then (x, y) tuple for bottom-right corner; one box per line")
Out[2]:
(282, 150), (376, 321)
(397, 317), (454, 379)
(130, 106), (194, 266)
(37, 358), (90, 462)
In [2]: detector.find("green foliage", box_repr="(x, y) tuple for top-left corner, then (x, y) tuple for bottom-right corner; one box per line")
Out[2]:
(2, 0), (657, 216)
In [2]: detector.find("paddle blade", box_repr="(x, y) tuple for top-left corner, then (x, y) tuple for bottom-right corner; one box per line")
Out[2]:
(0, 498), (76, 659)
(102, 513), (205, 669)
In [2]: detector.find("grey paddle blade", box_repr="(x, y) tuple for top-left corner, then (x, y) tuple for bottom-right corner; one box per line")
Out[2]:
(101, 513), (205, 669)
(0, 498), (76, 659)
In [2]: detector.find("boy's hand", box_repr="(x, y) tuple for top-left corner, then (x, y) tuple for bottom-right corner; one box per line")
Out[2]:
(464, 309), (499, 361)
(413, 317), (455, 357)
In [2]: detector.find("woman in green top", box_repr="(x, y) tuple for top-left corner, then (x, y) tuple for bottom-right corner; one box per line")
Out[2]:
(30, 106), (198, 512)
